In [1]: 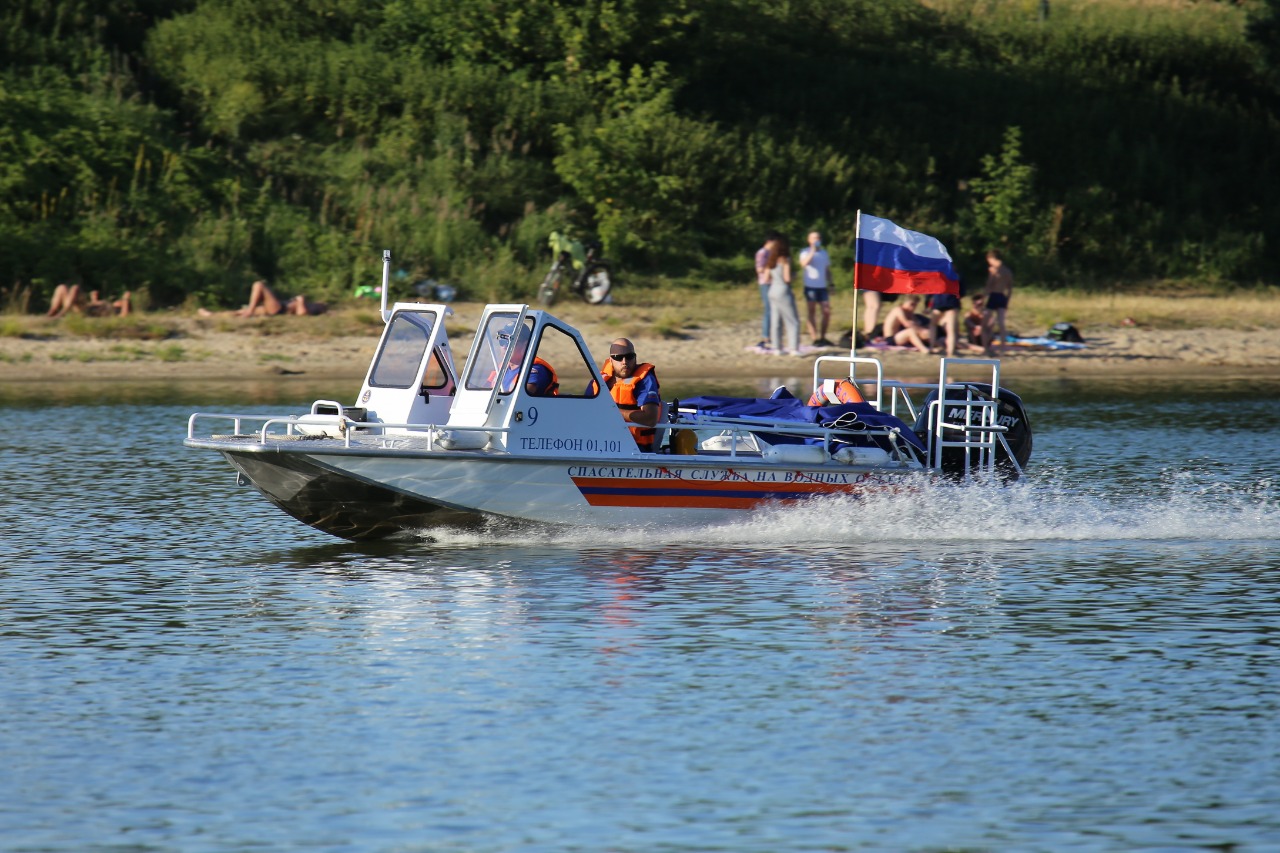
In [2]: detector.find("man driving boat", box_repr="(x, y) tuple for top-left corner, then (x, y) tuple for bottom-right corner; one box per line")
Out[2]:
(594, 337), (660, 452)
(495, 324), (558, 396)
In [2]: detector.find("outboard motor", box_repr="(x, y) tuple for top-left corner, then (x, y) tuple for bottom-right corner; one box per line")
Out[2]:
(913, 383), (1033, 481)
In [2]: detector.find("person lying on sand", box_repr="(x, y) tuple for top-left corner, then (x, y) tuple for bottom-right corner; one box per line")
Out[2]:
(47, 284), (131, 318)
(86, 290), (131, 317)
(199, 279), (328, 317)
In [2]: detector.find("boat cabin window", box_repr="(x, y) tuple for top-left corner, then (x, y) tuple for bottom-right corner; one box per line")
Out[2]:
(528, 324), (596, 399)
(369, 311), (438, 388)
(421, 346), (453, 394)
(463, 313), (596, 398)
(466, 314), (533, 393)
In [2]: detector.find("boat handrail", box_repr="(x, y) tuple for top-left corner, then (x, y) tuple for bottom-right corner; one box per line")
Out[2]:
(188, 412), (506, 450)
(926, 358), (1005, 476)
(190, 408), (921, 464)
(310, 399), (347, 416)
(188, 412), (287, 439)
(877, 378), (980, 423)
(676, 412), (899, 434)
(939, 356), (1001, 391)
(197, 371), (1013, 469)
(672, 411), (922, 464)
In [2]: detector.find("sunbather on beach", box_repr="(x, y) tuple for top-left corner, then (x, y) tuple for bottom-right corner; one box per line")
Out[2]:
(46, 283), (85, 317)
(86, 290), (131, 317)
(200, 279), (327, 317)
(878, 296), (932, 353)
(47, 284), (131, 318)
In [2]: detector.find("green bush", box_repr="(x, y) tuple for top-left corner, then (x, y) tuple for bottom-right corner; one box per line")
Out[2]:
(4, 0), (1279, 304)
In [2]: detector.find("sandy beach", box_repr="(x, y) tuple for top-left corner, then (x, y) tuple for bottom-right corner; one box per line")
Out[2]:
(3, 307), (1279, 386)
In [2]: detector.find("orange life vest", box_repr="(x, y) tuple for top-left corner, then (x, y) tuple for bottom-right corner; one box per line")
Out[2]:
(597, 360), (659, 451)
(489, 356), (558, 395)
(808, 378), (865, 406)
(530, 357), (559, 396)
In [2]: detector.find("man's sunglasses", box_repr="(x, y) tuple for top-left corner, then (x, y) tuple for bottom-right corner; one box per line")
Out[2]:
(609, 352), (636, 361)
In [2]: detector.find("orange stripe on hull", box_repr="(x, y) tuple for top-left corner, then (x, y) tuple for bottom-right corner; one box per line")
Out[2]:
(571, 474), (900, 509)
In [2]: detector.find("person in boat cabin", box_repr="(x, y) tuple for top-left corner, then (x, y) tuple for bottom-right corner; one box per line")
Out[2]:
(877, 295), (933, 353)
(522, 360), (558, 396)
(198, 279), (328, 317)
(594, 338), (661, 452)
(494, 325), (558, 396)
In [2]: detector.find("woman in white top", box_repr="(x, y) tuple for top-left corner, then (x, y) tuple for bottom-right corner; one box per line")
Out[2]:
(763, 237), (801, 356)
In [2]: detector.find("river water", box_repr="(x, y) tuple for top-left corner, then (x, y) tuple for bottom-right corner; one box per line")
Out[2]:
(1, 375), (1277, 851)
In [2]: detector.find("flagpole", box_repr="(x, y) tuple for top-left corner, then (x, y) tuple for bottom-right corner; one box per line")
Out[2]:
(851, 210), (861, 357)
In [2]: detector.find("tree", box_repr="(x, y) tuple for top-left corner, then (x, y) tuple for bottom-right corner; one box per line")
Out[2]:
(965, 126), (1046, 258)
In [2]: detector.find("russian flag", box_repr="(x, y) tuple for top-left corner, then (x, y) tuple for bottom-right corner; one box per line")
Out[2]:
(854, 212), (960, 295)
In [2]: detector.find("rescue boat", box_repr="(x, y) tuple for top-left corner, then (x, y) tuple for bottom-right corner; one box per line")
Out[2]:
(185, 258), (1033, 541)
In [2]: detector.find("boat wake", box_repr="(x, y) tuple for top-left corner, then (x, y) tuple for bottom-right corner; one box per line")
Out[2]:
(410, 469), (1279, 549)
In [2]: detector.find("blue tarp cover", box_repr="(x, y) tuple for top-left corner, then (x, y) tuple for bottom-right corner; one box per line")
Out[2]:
(679, 394), (927, 453)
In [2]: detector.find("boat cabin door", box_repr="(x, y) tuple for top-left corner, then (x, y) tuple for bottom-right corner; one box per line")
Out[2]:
(354, 303), (458, 432)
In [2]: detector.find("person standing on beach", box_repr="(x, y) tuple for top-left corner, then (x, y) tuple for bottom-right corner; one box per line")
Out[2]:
(799, 230), (833, 346)
(982, 250), (1014, 354)
(764, 236), (801, 356)
(927, 272), (966, 357)
(753, 230), (779, 350)
(928, 291), (962, 356)
(861, 290), (897, 341)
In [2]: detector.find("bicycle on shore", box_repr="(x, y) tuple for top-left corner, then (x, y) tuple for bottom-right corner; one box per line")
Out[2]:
(537, 231), (614, 306)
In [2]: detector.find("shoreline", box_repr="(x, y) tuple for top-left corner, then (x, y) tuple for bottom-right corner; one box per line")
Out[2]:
(4, 310), (1280, 386)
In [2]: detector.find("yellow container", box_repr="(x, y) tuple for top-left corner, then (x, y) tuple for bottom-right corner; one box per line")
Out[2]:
(670, 429), (697, 455)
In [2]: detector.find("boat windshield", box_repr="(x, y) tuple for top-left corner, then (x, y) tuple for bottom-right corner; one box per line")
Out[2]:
(368, 310), (438, 388)
(466, 314), (533, 393)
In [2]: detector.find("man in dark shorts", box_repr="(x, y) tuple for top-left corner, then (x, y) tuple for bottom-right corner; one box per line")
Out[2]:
(799, 231), (834, 346)
(861, 291), (897, 341)
(928, 291), (963, 356)
(982, 250), (1013, 354)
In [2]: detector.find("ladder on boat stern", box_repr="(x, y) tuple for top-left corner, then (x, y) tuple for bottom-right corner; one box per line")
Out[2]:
(927, 358), (1012, 479)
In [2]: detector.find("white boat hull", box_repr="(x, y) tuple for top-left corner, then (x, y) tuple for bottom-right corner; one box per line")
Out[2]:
(204, 439), (923, 540)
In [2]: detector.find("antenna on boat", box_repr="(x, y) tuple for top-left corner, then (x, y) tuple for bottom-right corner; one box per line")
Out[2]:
(380, 249), (392, 324)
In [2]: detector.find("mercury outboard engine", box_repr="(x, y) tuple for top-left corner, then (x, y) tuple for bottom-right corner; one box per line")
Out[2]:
(913, 383), (1033, 481)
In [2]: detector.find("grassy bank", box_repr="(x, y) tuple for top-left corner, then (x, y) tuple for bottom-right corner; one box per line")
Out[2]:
(8, 288), (1278, 352)
(591, 285), (1280, 340)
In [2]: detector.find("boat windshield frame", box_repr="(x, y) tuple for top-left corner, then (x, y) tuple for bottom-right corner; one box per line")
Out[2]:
(367, 308), (441, 389)
(464, 310), (534, 394)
